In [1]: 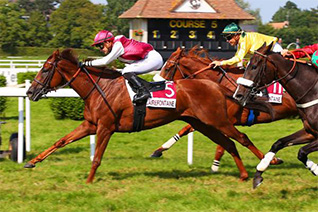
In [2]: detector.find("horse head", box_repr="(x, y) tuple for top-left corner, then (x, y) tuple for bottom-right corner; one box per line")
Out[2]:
(233, 42), (277, 106)
(158, 47), (186, 81)
(27, 48), (81, 101)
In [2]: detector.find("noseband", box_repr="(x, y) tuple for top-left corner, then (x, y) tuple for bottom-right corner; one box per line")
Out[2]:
(165, 59), (187, 80)
(237, 51), (297, 93)
(33, 60), (82, 97)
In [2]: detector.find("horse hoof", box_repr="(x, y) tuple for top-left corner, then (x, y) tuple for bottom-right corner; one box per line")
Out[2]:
(24, 162), (35, 168)
(271, 157), (284, 165)
(253, 171), (264, 189)
(211, 165), (219, 173)
(150, 150), (163, 158)
(275, 158), (284, 165)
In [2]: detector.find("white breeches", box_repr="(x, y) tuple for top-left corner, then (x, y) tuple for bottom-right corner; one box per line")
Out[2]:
(121, 50), (163, 75)
(272, 42), (283, 53)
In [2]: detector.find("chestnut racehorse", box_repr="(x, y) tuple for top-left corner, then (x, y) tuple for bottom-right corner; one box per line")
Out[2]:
(25, 48), (260, 182)
(233, 43), (317, 188)
(151, 47), (297, 171)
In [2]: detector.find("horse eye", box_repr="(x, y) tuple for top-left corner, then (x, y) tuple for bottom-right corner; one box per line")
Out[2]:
(252, 65), (257, 70)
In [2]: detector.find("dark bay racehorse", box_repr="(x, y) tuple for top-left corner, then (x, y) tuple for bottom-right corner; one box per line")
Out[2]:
(25, 48), (258, 182)
(233, 43), (318, 188)
(151, 47), (297, 171)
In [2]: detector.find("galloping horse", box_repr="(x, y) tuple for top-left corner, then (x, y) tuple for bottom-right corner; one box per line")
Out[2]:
(25, 48), (258, 182)
(151, 47), (297, 171)
(233, 43), (318, 188)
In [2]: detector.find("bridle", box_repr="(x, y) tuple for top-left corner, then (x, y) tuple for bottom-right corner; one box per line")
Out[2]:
(33, 60), (82, 97)
(237, 51), (297, 95)
(164, 52), (187, 81)
(33, 57), (119, 127)
(164, 52), (237, 87)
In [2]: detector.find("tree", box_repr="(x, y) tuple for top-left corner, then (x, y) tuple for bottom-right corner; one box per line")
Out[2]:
(25, 11), (52, 46)
(49, 0), (104, 48)
(103, 0), (137, 36)
(235, 0), (262, 25)
(0, 1), (28, 50)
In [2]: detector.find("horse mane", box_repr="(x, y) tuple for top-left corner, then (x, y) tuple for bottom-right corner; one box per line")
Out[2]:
(60, 48), (121, 77)
(60, 48), (79, 65)
(186, 46), (212, 65)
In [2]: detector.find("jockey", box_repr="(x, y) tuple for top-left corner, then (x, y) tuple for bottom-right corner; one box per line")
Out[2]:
(281, 43), (318, 60)
(210, 22), (283, 68)
(84, 30), (163, 104)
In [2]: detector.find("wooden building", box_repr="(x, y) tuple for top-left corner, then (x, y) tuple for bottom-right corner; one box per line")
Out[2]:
(119, 0), (254, 59)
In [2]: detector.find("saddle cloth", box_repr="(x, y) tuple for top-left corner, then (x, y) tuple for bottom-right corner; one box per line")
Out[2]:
(126, 80), (177, 108)
(267, 82), (283, 104)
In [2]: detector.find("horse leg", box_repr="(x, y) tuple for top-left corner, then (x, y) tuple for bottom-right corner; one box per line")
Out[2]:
(187, 118), (248, 181)
(211, 145), (225, 172)
(150, 124), (193, 157)
(297, 139), (318, 176)
(24, 120), (96, 168)
(253, 128), (315, 189)
(86, 126), (113, 183)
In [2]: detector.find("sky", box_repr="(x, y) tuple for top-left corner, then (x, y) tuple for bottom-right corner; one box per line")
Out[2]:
(90, 0), (318, 23)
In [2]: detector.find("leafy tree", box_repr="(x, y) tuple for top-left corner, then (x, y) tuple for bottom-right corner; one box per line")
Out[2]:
(49, 0), (104, 48)
(266, 2), (318, 47)
(235, 0), (262, 25)
(0, 1), (28, 49)
(25, 11), (52, 46)
(34, 0), (60, 15)
(17, 0), (36, 14)
(103, 0), (137, 36)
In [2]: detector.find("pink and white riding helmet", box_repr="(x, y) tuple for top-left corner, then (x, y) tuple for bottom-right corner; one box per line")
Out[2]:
(91, 30), (114, 46)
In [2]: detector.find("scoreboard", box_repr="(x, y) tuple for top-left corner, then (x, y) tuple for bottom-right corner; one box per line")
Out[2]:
(147, 19), (237, 58)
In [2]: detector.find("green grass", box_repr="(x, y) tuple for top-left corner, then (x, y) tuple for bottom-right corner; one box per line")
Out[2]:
(0, 98), (317, 212)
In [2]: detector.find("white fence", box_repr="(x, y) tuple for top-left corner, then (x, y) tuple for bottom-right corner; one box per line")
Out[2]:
(0, 80), (96, 163)
(0, 60), (45, 86)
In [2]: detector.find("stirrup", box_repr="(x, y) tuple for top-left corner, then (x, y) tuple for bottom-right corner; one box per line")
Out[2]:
(133, 91), (150, 103)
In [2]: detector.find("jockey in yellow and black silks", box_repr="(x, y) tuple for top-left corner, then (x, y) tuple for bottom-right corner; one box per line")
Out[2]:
(211, 22), (283, 68)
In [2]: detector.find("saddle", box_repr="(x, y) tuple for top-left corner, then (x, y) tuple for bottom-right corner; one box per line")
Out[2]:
(127, 77), (166, 93)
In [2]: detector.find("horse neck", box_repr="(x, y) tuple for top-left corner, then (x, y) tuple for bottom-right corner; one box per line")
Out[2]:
(273, 55), (318, 103)
(58, 60), (113, 100)
(192, 62), (240, 92)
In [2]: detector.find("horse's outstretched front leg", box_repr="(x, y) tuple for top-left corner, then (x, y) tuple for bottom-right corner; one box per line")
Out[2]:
(24, 120), (96, 168)
(253, 128), (315, 189)
(86, 126), (113, 183)
(150, 124), (193, 157)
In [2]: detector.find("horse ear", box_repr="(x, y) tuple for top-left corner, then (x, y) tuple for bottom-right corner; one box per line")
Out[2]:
(53, 49), (60, 57)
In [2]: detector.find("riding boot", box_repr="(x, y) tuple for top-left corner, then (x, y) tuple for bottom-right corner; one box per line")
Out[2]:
(123, 72), (150, 104)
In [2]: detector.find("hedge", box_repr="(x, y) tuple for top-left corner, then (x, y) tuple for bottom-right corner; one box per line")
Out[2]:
(0, 47), (102, 58)
(17, 72), (37, 84)
(0, 75), (7, 113)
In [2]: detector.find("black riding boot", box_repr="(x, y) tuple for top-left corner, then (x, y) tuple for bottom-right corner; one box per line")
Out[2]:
(123, 72), (150, 103)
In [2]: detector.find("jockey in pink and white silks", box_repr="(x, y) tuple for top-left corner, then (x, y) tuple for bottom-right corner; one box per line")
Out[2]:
(84, 30), (163, 104)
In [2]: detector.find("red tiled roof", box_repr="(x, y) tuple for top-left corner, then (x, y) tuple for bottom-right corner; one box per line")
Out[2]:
(119, 0), (254, 20)
(269, 21), (289, 29)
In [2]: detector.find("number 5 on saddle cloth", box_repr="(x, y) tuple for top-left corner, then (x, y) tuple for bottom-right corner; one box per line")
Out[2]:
(125, 79), (177, 131)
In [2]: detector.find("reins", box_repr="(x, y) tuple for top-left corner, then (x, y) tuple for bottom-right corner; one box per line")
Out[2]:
(254, 51), (297, 91)
(34, 59), (119, 128)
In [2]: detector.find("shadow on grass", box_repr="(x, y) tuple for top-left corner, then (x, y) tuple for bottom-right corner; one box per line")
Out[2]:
(1, 116), (19, 121)
(99, 168), (240, 181)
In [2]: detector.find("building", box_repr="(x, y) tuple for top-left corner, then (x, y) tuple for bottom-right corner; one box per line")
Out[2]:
(119, 0), (254, 59)
(268, 21), (289, 29)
